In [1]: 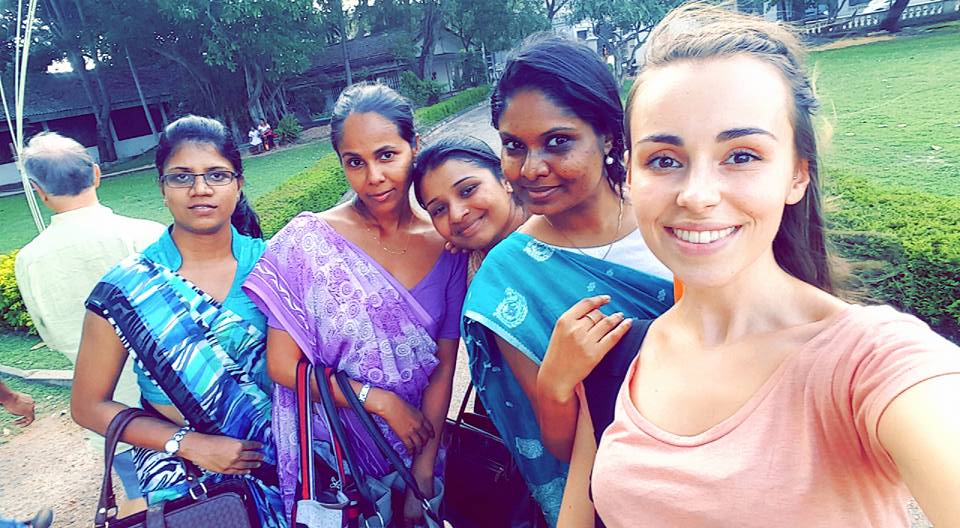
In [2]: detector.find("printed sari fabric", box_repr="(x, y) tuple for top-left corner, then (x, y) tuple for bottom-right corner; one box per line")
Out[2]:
(85, 254), (286, 528)
(242, 213), (444, 517)
(462, 232), (674, 526)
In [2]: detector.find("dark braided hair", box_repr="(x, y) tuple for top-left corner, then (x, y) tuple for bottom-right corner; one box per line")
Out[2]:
(491, 34), (627, 197)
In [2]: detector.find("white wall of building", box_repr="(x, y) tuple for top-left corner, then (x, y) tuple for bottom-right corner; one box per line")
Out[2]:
(115, 134), (157, 159)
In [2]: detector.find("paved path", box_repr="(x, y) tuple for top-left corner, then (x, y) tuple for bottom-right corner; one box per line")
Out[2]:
(426, 102), (500, 152)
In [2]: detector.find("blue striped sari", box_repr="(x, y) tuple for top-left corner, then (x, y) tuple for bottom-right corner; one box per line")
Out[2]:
(86, 254), (285, 528)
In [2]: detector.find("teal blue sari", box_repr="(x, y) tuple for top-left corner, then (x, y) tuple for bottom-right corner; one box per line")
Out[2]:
(461, 233), (673, 526)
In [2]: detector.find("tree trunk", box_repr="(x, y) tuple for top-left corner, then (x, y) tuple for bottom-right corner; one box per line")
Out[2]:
(279, 85), (291, 115)
(417, 0), (440, 80)
(72, 0), (117, 161)
(880, 0), (910, 32)
(244, 62), (266, 124)
(64, 49), (116, 161)
(88, 64), (118, 162)
(44, 0), (117, 161)
(339, 27), (353, 86)
(125, 46), (158, 140)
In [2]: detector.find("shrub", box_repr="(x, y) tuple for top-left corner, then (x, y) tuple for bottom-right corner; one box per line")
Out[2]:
(826, 171), (960, 342)
(414, 85), (491, 128)
(0, 250), (34, 332)
(253, 154), (349, 238)
(274, 113), (303, 144)
(400, 71), (444, 107)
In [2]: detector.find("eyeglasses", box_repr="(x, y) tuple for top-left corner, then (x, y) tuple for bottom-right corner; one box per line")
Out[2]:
(161, 171), (238, 188)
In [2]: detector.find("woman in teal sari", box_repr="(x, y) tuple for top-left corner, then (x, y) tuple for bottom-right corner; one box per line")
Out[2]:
(461, 36), (674, 526)
(71, 116), (285, 527)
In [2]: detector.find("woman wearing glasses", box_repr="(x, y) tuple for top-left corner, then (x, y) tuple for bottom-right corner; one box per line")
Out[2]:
(71, 115), (286, 527)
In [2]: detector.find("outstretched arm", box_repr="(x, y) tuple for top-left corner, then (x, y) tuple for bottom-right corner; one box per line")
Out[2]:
(879, 373), (960, 527)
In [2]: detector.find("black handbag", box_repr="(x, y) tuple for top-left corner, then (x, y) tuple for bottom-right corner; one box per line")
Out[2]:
(94, 408), (261, 528)
(442, 384), (546, 528)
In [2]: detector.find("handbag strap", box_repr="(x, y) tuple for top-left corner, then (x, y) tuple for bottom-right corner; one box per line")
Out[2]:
(96, 408), (152, 527)
(334, 371), (442, 525)
(453, 382), (474, 428)
(95, 409), (208, 527)
(295, 360), (318, 502)
(314, 365), (380, 522)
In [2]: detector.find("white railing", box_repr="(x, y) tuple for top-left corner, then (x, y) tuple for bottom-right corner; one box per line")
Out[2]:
(798, 0), (959, 35)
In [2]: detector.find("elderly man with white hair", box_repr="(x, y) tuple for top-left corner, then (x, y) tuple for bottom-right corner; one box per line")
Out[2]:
(13, 132), (165, 505)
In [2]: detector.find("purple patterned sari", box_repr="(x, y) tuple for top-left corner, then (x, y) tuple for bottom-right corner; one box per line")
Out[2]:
(242, 213), (441, 517)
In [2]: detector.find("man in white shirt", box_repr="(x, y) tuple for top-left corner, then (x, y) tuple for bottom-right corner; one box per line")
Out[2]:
(14, 132), (165, 502)
(15, 132), (165, 386)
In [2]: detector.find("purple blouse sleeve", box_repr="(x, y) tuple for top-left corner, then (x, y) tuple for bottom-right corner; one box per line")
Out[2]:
(438, 252), (468, 340)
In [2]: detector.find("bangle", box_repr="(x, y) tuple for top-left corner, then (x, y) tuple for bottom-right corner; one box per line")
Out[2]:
(357, 383), (372, 406)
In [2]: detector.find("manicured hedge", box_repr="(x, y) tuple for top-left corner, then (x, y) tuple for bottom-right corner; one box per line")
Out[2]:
(415, 85), (491, 128)
(253, 153), (349, 238)
(827, 171), (960, 342)
(0, 250), (33, 332)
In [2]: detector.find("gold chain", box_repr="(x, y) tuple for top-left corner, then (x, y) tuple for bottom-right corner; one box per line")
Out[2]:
(353, 198), (410, 255)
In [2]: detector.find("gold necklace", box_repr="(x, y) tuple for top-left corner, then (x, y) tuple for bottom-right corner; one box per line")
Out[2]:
(353, 198), (410, 255)
(543, 197), (624, 261)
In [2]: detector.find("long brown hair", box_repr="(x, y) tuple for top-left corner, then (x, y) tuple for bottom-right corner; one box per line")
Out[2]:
(626, 3), (833, 292)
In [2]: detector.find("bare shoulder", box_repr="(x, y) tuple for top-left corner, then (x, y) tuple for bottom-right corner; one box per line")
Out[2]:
(318, 203), (362, 234)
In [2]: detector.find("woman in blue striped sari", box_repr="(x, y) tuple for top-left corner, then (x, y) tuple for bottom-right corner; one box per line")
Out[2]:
(71, 116), (284, 527)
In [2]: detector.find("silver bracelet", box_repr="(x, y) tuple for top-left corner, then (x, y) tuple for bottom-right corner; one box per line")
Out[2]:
(357, 383), (372, 406)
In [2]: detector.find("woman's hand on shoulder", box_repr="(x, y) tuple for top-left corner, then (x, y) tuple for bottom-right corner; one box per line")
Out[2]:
(539, 295), (632, 401)
(366, 388), (434, 456)
(179, 432), (264, 475)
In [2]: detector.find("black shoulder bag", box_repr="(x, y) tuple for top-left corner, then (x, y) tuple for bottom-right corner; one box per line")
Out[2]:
(94, 408), (260, 528)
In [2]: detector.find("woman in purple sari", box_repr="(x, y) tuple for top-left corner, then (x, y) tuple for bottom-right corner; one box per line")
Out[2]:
(243, 83), (467, 527)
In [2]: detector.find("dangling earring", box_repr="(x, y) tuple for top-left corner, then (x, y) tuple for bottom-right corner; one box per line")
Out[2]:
(503, 180), (514, 193)
(605, 155), (614, 166)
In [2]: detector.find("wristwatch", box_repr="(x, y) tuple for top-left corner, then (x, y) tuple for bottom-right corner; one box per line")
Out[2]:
(164, 426), (191, 456)
(357, 383), (373, 407)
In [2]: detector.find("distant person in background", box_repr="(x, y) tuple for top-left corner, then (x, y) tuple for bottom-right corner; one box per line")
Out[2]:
(14, 131), (165, 508)
(248, 126), (263, 154)
(258, 120), (275, 151)
(0, 376), (53, 528)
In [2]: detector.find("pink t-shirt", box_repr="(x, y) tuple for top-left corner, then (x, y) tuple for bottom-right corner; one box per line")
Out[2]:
(593, 305), (960, 527)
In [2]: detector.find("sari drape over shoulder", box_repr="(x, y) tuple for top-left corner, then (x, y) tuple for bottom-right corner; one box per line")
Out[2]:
(86, 251), (285, 528)
(462, 232), (674, 526)
(243, 213), (444, 517)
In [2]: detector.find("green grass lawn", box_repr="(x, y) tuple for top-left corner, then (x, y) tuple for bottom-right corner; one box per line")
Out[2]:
(0, 140), (333, 254)
(0, 331), (70, 370)
(812, 27), (960, 195)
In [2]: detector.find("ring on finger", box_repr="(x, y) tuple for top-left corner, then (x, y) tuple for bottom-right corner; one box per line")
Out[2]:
(585, 311), (602, 325)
